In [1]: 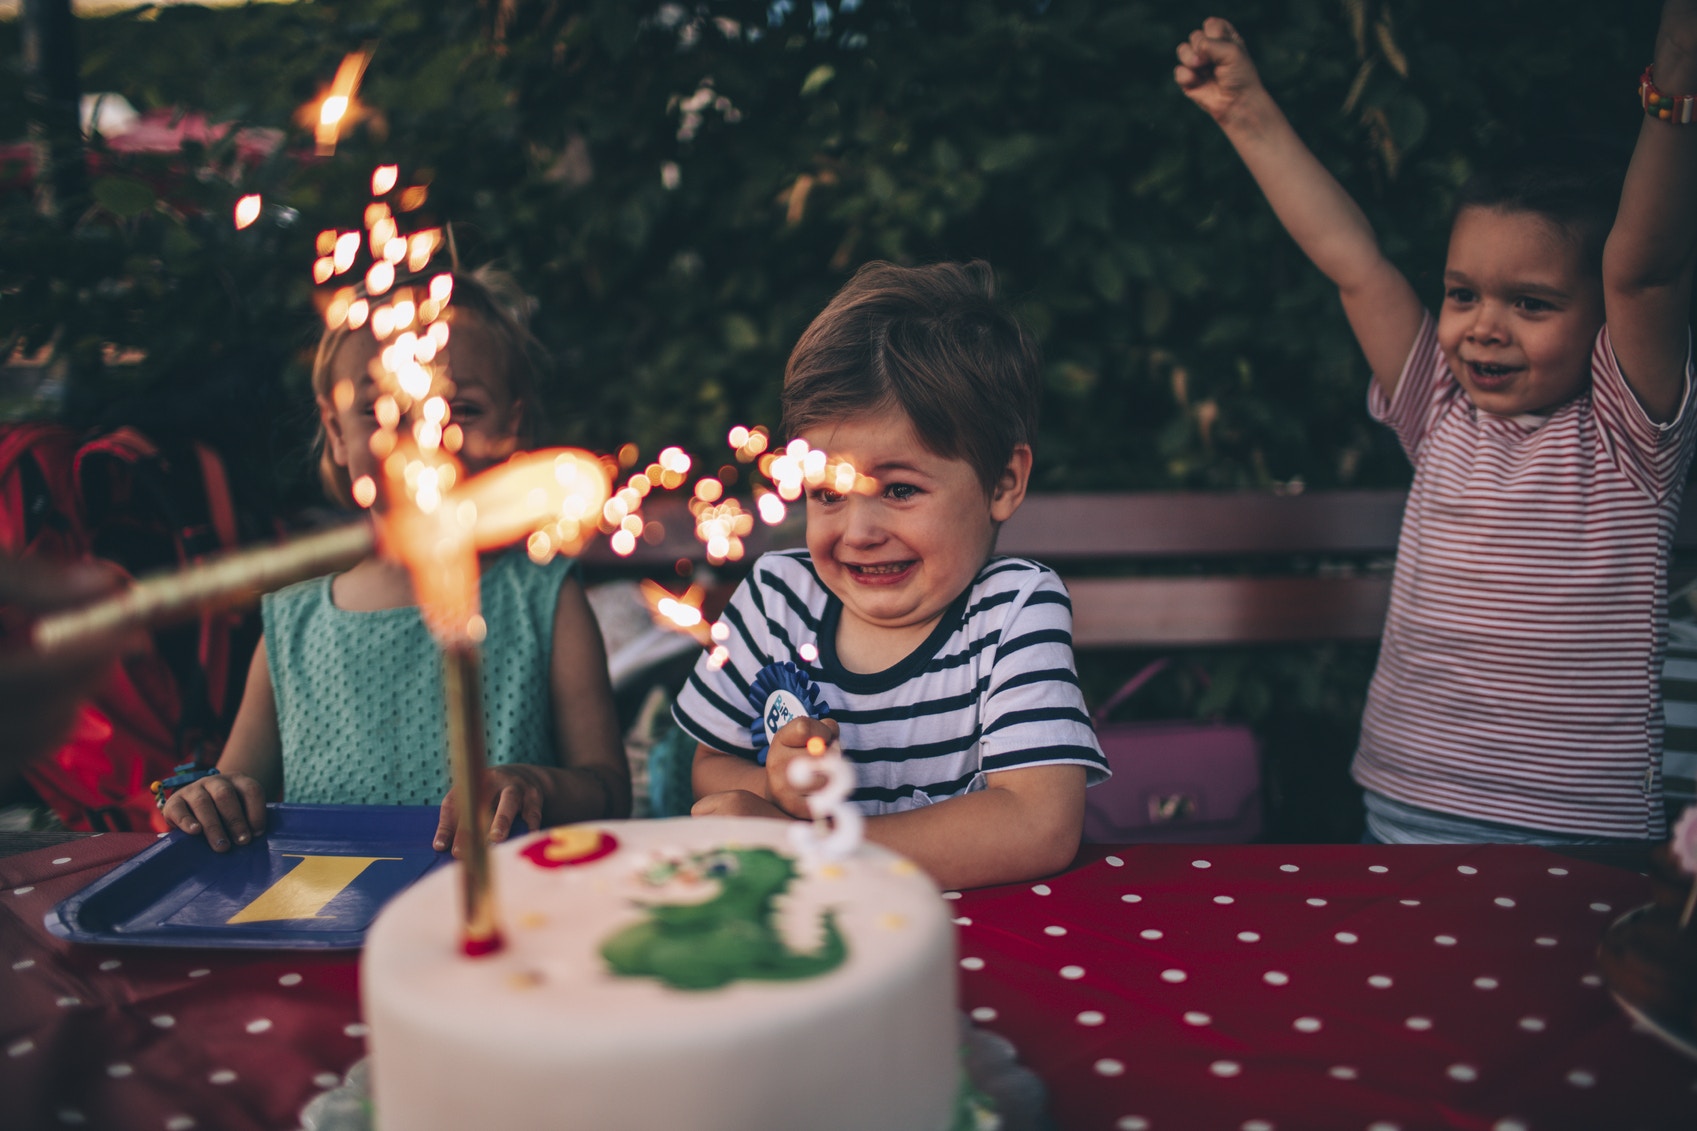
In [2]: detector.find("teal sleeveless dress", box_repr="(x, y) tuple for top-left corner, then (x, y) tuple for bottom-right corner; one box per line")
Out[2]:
(263, 550), (575, 805)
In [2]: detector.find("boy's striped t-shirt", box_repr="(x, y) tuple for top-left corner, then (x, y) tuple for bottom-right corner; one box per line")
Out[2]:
(1355, 315), (1697, 840)
(672, 550), (1108, 815)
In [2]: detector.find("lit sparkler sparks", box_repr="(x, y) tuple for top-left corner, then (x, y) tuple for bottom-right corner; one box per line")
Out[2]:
(313, 48), (373, 157)
(638, 579), (712, 648)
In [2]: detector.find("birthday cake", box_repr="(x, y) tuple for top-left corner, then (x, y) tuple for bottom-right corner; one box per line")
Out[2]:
(361, 816), (960, 1131)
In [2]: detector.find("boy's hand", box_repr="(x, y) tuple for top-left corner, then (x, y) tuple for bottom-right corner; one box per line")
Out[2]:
(162, 771), (267, 853)
(434, 765), (546, 856)
(764, 716), (842, 820)
(691, 789), (789, 819)
(1174, 17), (1263, 123)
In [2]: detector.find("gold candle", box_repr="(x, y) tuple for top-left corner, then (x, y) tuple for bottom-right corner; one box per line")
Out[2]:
(442, 637), (502, 956)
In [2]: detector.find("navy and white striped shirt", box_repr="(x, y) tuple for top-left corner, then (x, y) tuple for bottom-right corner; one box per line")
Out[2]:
(672, 550), (1108, 816)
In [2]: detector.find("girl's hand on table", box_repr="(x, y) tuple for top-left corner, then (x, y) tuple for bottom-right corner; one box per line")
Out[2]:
(163, 771), (267, 852)
(434, 765), (547, 856)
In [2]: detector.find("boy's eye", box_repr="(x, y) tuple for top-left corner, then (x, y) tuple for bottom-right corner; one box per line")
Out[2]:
(884, 482), (919, 502)
(1515, 296), (1554, 313)
(809, 488), (844, 505)
(1445, 287), (1476, 304)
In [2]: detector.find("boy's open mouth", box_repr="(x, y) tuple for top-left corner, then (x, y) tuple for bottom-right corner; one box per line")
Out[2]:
(1466, 360), (1521, 389)
(846, 560), (915, 583)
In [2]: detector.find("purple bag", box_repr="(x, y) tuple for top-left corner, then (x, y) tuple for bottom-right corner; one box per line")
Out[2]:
(1083, 659), (1263, 844)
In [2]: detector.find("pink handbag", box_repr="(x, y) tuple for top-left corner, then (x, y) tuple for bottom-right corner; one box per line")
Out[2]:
(1083, 659), (1263, 844)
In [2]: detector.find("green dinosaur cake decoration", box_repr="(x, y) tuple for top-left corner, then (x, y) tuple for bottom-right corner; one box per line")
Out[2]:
(600, 846), (847, 991)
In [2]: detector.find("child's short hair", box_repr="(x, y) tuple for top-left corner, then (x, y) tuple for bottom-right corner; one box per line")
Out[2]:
(1454, 137), (1629, 275)
(310, 267), (550, 507)
(780, 260), (1041, 492)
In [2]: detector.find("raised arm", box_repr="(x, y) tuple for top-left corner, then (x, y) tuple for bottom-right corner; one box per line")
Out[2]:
(1176, 16), (1426, 396)
(1602, 0), (1697, 423)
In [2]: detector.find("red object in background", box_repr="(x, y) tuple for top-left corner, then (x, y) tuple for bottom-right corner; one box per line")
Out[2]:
(0, 107), (285, 196)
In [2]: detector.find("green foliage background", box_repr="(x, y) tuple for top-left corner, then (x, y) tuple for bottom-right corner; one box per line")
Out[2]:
(0, 0), (1666, 838)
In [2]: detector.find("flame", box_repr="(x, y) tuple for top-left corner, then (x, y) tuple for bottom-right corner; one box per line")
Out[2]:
(313, 48), (372, 156)
(640, 580), (713, 647)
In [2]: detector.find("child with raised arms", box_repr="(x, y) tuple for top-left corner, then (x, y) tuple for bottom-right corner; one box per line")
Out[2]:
(1176, 4), (1697, 843)
(673, 260), (1109, 890)
(164, 270), (630, 853)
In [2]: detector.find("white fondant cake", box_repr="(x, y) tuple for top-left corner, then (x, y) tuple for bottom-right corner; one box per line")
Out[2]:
(362, 816), (959, 1131)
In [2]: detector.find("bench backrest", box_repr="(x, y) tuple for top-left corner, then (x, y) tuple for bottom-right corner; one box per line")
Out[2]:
(584, 490), (1697, 649)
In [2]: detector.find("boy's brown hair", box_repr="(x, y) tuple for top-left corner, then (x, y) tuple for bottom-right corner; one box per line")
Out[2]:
(310, 267), (550, 507)
(781, 260), (1041, 491)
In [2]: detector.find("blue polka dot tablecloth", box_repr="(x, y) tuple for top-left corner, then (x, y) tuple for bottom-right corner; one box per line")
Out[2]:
(949, 843), (1697, 1131)
(3, 837), (1695, 1130)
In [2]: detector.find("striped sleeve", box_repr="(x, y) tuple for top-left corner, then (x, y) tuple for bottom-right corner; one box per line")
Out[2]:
(1367, 312), (1451, 461)
(1589, 324), (1697, 502)
(977, 570), (1109, 784)
(670, 556), (800, 758)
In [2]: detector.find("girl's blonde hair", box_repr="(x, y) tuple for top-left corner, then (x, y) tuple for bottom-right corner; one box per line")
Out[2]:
(310, 266), (551, 507)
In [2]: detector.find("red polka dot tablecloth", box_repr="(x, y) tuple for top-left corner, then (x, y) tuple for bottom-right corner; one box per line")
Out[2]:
(3, 837), (1695, 1131)
(950, 844), (1697, 1131)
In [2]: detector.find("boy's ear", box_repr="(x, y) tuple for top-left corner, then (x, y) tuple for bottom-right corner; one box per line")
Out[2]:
(318, 397), (350, 467)
(989, 443), (1033, 523)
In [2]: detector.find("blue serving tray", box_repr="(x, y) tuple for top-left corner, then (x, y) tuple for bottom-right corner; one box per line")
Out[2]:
(45, 804), (458, 950)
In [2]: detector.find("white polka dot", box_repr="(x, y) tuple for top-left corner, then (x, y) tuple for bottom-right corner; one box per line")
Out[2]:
(56, 996), (79, 1008)
(151, 1015), (175, 1029)
(1368, 865), (1389, 873)
(1192, 859), (1212, 869)
(952, 917), (972, 926)
(106, 1063), (132, 1078)
(1160, 968), (1187, 983)
(1242, 1121), (1274, 1131)
(943, 891), (962, 900)
(1474, 976), (1499, 990)
(1456, 865), (1477, 875)
(1263, 970), (1290, 986)
(1292, 1016), (1322, 1033)
(344, 1023), (369, 1038)
(1279, 864), (1299, 873)
(1588, 902), (1611, 913)
(1580, 973), (1602, 988)
(1434, 935), (1457, 947)
(1368, 975), (1393, 988)
(52, 857), (71, 865)
(960, 957), (986, 971)
(1105, 855), (1124, 868)
(1518, 1016), (1546, 1032)
(1493, 1121), (1530, 1131)
(1076, 1010), (1106, 1026)
(314, 1072), (341, 1089)
(1140, 928), (1164, 940)
(1214, 895), (1235, 904)
(1328, 1065), (1358, 1080)
(1547, 867), (1568, 876)
(1210, 1060), (1242, 1077)
(1494, 897), (1516, 908)
(7, 1039), (33, 1057)
(165, 1117), (195, 1131)
(1060, 965), (1085, 980)
(1366, 1124), (1400, 1131)
(12, 886), (34, 896)
(1447, 1063), (1478, 1082)
(1565, 1069), (1595, 1088)
(1399, 898), (1421, 906)
(1334, 931), (1358, 945)
(209, 1069), (237, 1085)
(1183, 1011), (1212, 1026)
(1116, 1119), (1149, 1131)
(245, 1018), (272, 1034)
(12, 959), (35, 971)
(1534, 936), (1558, 947)
(1043, 925), (1066, 937)
(278, 973), (303, 987)
(188, 968), (210, 978)
(1234, 931), (1261, 944)
(1120, 893), (1143, 903)
(1094, 1058), (1125, 1077)
(98, 960), (121, 972)
(1306, 897), (1328, 907)
(56, 1111), (85, 1125)
(1405, 1016), (1432, 1031)
(1031, 884), (1052, 895)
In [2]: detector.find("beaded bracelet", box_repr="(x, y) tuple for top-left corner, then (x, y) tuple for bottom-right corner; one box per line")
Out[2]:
(1641, 65), (1697, 123)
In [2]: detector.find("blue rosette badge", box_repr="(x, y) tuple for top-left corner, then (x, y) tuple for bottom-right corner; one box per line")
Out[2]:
(748, 661), (831, 765)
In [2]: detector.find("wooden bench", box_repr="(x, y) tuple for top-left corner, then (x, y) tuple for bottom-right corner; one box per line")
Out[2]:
(583, 489), (1697, 649)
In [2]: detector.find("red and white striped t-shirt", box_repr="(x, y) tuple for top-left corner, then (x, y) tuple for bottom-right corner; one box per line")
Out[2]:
(1354, 314), (1697, 839)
